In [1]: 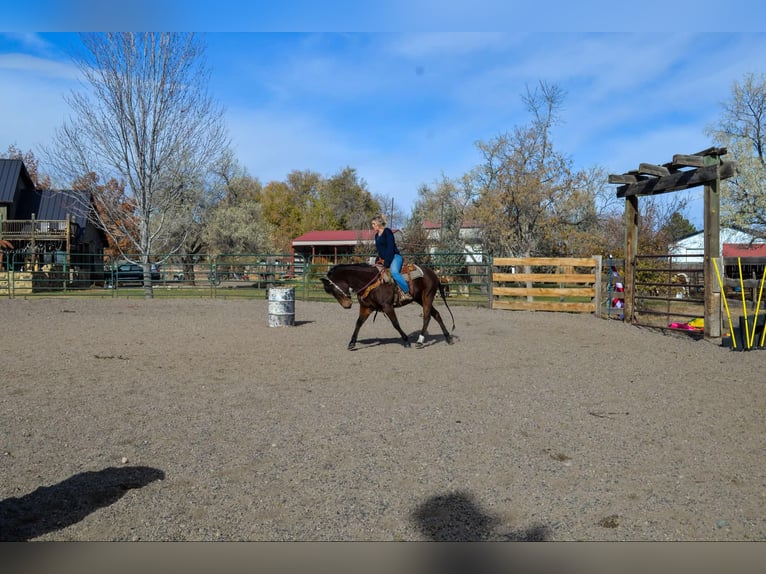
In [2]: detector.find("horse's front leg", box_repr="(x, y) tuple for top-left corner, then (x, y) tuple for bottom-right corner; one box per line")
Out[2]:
(348, 306), (372, 350)
(383, 307), (411, 348)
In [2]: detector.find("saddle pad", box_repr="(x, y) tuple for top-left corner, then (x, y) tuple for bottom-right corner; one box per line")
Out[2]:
(402, 263), (424, 280)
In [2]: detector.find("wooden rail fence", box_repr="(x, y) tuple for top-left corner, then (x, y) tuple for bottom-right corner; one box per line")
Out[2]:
(491, 256), (602, 313)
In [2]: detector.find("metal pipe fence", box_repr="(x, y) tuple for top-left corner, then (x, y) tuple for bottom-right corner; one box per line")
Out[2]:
(0, 251), (494, 306)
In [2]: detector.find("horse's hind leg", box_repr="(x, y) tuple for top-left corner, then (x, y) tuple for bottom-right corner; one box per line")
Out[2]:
(348, 307), (372, 350)
(429, 306), (453, 345)
(415, 296), (452, 348)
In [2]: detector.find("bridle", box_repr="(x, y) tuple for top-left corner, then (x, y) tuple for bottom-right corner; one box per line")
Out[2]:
(325, 276), (351, 298)
(326, 267), (382, 300)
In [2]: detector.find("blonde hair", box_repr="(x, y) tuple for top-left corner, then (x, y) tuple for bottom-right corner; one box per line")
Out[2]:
(371, 214), (387, 228)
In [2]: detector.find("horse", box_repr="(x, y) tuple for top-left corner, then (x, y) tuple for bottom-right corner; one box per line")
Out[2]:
(320, 262), (455, 350)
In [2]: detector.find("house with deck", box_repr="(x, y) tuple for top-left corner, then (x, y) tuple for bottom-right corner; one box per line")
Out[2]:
(0, 159), (107, 289)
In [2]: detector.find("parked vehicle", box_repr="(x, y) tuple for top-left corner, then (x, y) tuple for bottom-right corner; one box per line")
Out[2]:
(105, 263), (161, 287)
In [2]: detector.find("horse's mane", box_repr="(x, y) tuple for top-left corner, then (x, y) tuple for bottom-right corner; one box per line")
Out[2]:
(328, 262), (376, 274)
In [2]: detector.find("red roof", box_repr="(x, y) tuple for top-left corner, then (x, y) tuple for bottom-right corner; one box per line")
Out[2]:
(722, 243), (766, 258)
(292, 229), (398, 246)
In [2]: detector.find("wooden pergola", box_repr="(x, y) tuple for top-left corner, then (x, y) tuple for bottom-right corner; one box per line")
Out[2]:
(608, 147), (736, 339)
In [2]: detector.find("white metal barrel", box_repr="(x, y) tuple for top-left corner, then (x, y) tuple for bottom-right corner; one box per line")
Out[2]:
(268, 286), (295, 327)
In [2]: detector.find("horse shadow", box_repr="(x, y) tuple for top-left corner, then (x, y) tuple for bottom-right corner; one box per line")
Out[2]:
(0, 466), (165, 541)
(410, 491), (552, 573)
(353, 331), (457, 350)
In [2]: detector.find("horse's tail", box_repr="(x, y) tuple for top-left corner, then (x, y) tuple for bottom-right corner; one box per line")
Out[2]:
(437, 277), (456, 331)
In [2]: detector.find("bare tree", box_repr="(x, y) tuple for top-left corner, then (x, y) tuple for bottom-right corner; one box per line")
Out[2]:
(706, 72), (766, 237)
(46, 33), (228, 298)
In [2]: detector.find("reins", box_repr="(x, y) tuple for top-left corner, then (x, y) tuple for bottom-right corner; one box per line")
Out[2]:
(356, 268), (384, 299)
(329, 267), (384, 301)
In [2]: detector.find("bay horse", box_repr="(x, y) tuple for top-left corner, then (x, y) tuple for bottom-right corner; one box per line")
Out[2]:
(321, 263), (455, 350)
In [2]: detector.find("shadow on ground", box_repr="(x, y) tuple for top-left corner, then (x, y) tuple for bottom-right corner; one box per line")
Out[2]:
(0, 466), (165, 541)
(410, 490), (552, 574)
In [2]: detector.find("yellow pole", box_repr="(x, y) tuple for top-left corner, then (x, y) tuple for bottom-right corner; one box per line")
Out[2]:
(757, 265), (766, 348)
(713, 259), (736, 349)
(750, 264), (766, 348)
(738, 257), (751, 349)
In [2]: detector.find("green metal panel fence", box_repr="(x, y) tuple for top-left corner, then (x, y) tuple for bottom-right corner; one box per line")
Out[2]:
(0, 251), (493, 306)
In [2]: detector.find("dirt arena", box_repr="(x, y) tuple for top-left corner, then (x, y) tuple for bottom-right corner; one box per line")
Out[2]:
(1, 296), (764, 542)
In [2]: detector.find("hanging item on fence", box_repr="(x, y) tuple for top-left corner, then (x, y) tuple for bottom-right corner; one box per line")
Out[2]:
(612, 271), (624, 309)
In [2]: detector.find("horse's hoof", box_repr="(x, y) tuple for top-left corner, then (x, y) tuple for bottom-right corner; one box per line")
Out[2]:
(348, 342), (356, 351)
(403, 340), (411, 348)
(415, 341), (424, 349)
(447, 337), (454, 345)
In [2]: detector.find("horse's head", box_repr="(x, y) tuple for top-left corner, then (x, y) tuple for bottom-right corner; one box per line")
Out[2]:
(321, 271), (353, 309)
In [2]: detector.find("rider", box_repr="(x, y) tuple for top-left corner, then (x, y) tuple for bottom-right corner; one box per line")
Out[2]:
(371, 214), (412, 304)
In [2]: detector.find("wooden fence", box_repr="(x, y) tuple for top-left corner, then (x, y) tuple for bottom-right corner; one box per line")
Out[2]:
(491, 256), (602, 313)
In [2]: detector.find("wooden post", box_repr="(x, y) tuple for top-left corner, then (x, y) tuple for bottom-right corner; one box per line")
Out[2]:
(592, 254), (602, 316)
(623, 195), (639, 322)
(703, 156), (722, 338)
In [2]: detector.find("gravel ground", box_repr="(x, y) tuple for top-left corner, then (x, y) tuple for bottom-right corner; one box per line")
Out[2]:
(1, 296), (764, 541)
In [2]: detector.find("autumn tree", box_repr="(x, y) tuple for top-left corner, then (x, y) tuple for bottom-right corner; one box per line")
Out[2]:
(472, 82), (594, 258)
(3, 145), (52, 189)
(71, 172), (136, 256)
(260, 167), (382, 253)
(261, 170), (322, 253)
(705, 72), (766, 238)
(46, 33), (228, 298)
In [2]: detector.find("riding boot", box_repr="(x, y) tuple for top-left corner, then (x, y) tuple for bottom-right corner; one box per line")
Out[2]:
(398, 286), (413, 304)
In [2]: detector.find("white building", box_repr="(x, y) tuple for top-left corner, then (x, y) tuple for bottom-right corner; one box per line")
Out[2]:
(423, 220), (484, 263)
(669, 228), (765, 263)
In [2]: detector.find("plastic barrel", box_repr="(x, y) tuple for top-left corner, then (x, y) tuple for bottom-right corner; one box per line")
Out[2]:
(268, 286), (295, 327)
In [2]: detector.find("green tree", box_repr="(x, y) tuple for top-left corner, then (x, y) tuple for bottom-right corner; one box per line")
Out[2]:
(46, 33), (228, 298)
(663, 211), (697, 242)
(202, 153), (270, 255)
(317, 167), (379, 230)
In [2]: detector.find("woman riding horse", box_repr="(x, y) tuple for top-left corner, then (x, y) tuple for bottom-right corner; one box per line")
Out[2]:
(321, 262), (455, 350)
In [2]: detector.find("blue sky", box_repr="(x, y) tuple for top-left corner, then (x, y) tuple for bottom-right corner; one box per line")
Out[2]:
(2, 3), (766, 229)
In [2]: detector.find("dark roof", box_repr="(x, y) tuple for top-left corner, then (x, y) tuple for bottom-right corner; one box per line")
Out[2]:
(38, 189), (91, 228)
(12, 188), (90, 228)
(0, 159), (35, 203)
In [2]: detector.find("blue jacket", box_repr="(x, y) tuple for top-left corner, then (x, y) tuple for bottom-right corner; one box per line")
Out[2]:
(374, 227), (400, 268)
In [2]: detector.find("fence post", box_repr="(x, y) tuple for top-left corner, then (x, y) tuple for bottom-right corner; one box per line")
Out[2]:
(592, 255), (602, 316)
(487, 255), (494, 309)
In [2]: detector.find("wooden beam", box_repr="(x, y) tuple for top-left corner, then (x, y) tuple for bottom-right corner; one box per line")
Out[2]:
(608, 173), (647, 184)
(616, 161), (736, 198)
(493, 257), (598, 267)
(493, 272), (595, 283)
(638, 163), (671, 177)
(671, 154), (707, 167)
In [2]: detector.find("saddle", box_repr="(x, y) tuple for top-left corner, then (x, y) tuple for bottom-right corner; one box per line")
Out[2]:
(380, 262), (423, 287)
(359, 262), (423, 302)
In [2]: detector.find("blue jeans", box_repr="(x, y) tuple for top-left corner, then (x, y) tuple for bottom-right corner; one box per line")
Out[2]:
(390, 254), (409, 293)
